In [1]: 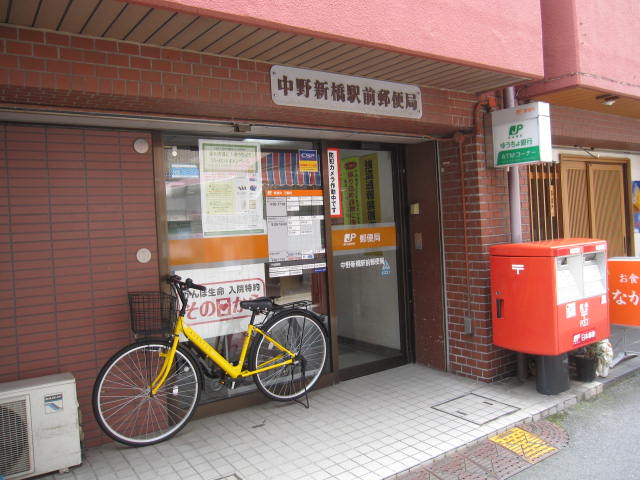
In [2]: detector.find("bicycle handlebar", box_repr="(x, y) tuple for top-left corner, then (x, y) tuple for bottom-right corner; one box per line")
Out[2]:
(186, 278), (206, 292)
(167, 275), (206, 315)
(167, 275), (206, 292)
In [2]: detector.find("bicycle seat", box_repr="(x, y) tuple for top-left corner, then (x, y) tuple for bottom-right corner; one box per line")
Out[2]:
(240, 297), (274, 312)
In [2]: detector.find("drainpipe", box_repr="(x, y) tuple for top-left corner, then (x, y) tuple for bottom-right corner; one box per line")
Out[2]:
(503, 86), (527, 381)
(504, 87), (523, 244)
(453, 132), (474, 337)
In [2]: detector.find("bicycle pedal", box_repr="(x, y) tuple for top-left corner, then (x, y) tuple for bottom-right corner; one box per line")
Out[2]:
(219, 379), (236, 389)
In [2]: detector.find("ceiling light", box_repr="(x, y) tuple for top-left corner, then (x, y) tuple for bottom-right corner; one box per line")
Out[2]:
(596, 94), (619, 106)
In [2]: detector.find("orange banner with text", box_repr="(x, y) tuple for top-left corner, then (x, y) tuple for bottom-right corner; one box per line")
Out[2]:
(608, 258), (640, 326)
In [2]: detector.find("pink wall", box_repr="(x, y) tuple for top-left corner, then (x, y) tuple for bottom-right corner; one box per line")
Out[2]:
(531, 0), (640, 98)
(128, 0), (544, 78)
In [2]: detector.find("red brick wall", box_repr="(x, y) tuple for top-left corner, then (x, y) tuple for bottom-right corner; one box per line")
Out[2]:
(0, 22), (506, 447)
(0, 24), (474, 137)
(0, 24), (523, 389)
(438, 117), (532, 381)
(0, 124), (159, 447)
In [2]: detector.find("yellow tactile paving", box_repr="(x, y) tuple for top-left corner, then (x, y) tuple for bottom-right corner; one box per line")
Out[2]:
(490, 427), (557, 463)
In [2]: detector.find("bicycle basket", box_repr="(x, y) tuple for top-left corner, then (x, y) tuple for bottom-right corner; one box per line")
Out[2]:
(128, 291), (177, 337)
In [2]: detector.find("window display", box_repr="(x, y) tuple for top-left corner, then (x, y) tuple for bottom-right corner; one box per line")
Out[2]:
(163, 135), (328, 399)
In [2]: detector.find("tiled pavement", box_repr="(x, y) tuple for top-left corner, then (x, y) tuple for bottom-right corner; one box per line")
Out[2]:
(40, 362), (611, 480)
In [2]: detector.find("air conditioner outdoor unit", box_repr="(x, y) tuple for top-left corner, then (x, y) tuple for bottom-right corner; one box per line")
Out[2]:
(0, 373), (82, 479)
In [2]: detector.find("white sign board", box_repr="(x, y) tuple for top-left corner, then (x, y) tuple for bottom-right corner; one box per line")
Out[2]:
(491, 102), (552, 167)
(327, 148), (342, 217)
(174, 264), (266, 338)
(198, 139), (265, 237)
(271, 65), (422, 119)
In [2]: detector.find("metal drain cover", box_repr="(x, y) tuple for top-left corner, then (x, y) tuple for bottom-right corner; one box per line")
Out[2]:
(432, 393), (519, 425)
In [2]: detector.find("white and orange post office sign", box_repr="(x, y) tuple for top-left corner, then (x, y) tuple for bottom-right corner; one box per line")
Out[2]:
(332, 225), (396, 252)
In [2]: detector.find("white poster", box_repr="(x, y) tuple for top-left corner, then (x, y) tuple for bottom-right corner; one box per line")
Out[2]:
(265, 189), (325, 263)
(198, 139), (265, 237)
(174, 264), (266, 338)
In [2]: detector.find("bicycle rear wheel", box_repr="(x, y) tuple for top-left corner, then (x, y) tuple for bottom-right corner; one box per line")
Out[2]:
(93, 341), (201, 446)
(249, 309), (327, 401)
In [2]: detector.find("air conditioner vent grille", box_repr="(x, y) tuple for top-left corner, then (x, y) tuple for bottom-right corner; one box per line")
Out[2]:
(0, 398), (32, 477)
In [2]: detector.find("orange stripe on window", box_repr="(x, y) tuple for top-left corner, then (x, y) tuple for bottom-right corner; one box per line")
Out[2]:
(332, 226), (396, 251)
(169, 235), (269, 266)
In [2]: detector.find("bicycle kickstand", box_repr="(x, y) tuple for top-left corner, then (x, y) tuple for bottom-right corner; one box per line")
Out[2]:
(293, 359), (310, 409)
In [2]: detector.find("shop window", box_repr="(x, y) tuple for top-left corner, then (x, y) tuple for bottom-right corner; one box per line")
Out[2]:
(163, 135), (328, 401)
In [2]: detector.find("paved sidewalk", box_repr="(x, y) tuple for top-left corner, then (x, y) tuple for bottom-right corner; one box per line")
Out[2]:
(41, 363), (607, 480)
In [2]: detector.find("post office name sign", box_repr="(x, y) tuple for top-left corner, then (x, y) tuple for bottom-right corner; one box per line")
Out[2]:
(491, 102), (552, 167)
(271, 65), (422, 119)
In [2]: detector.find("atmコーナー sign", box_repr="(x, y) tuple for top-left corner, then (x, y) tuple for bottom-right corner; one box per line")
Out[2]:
(491, 102), (552, 167)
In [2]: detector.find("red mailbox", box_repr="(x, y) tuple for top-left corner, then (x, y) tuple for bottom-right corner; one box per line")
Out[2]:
(490, 238), (609, 355)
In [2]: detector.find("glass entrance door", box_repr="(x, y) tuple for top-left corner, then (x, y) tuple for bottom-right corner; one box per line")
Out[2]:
(329, 147), (408, 378)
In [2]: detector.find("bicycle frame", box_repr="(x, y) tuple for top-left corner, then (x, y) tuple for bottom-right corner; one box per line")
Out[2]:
(150, 313), (297, 395)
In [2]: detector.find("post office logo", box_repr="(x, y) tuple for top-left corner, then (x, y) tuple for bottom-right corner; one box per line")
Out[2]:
(343, 233), (357, 245)
(512, 264), (525, 275)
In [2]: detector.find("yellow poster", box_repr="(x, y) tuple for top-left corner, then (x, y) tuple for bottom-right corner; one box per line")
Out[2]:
(359, 153), (381, 224)
(204, 180), (234, 215)
(299, 160), (319, 172)
(340, 153), (381, 225)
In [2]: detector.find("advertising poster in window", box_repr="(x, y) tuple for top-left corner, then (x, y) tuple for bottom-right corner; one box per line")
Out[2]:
(341, 153), (381, 225)
(360, 153), (381, 224)
(174, 264), (266, 338)
(264, 189), (326, 277)
(198, 139), (265, 237)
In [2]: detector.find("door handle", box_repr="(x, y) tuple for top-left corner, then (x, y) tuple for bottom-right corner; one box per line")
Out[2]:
(496, 298), (504, 319)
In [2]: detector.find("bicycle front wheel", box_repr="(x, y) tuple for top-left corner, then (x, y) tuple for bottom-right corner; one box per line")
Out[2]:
(92, 341), (201, 446)
(250, 309), (327, 401)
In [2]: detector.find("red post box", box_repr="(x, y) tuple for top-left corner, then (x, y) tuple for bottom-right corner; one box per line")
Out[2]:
(490, 238), (610, 355)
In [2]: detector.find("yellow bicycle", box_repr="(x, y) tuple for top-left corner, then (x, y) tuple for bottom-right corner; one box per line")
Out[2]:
(92, 275), (328, 446)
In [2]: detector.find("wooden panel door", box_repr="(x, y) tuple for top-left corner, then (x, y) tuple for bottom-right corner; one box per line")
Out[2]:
(560, 157), (629, 257)
(589, 164), (627, 257)
(560, 160), (590, 238)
